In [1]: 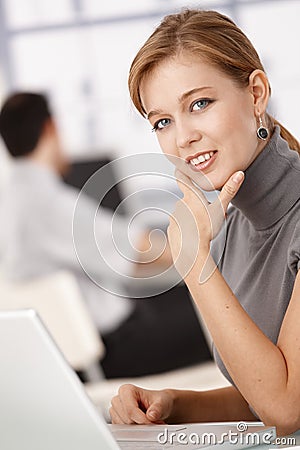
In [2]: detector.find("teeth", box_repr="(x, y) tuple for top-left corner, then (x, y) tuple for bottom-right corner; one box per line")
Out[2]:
(198, 155), (206, 163)
(190, 151), (215, 165)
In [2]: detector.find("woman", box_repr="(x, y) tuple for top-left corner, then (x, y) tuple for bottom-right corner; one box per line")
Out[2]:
(110, 9), (300, 435)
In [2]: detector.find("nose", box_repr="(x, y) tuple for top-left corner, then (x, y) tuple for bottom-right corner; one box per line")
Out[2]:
(176, 120), (202, 149)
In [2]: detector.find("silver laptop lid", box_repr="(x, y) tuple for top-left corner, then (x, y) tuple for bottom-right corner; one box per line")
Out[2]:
(0, 309), (120, 450)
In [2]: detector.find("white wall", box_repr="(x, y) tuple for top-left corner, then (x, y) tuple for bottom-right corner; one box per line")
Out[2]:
(0, 68), (12, 190)
(239, 0), (300, 137)
(0, 0), (299, 190)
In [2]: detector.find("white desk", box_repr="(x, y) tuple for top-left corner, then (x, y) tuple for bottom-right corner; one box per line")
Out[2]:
(253, 429), (300, 450)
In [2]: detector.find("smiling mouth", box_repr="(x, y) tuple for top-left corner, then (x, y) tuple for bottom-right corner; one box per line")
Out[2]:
(186, 151), (217, 165)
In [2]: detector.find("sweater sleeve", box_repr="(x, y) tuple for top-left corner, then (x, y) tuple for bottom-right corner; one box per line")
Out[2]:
(288, 219), (300, 273)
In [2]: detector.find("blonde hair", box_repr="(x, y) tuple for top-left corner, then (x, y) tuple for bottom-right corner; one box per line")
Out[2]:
(129, 9), (300, 154)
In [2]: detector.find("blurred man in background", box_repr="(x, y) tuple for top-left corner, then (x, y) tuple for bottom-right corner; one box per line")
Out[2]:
(0, 92), (212, 378)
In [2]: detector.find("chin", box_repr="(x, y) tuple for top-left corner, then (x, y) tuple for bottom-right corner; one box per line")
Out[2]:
(207, 170), (236, 192)
(195, 176), (223, 192)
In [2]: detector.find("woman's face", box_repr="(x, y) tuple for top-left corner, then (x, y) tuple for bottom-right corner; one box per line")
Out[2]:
(140, 53), (265, 191)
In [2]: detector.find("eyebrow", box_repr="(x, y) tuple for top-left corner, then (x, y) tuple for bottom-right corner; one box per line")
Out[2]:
(146, 86), (213, 120)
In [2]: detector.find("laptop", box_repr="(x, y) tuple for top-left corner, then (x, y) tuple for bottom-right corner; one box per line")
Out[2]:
(0, 310), (276, 450)
(63, 157), (127, 214)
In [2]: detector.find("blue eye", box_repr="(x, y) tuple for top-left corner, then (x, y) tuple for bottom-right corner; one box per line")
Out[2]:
(152, 118), (170, 132)
(191, 99), (211, 111)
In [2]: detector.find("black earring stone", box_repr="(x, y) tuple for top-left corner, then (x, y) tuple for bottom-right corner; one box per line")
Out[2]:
(257, 126), (269, 140)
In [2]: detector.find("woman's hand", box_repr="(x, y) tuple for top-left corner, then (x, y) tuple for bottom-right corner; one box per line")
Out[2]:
(110, 384), (174, 424)
(167, 170), (244, 282)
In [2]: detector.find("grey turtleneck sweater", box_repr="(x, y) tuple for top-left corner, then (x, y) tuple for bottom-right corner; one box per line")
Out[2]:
(211, 125), (300, 386)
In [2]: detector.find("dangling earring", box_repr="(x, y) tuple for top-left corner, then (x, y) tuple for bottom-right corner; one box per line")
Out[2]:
(256, 115), (269, 140)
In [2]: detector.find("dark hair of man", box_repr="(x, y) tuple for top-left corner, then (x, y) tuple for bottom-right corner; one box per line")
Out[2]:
(0, 92), (51, 157)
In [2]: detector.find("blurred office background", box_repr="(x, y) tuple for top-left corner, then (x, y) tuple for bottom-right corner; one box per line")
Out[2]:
(0, 0), (299, 192)
(0, 0), (299, 400)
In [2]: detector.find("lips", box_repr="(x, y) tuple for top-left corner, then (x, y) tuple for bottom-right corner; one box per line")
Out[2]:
(186, 150), (217, 165)
(186, 150), (218, 172)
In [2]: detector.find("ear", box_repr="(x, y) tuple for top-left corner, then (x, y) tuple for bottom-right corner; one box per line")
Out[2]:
(248, 69), (270, 115)
(42, 118), (57, 139)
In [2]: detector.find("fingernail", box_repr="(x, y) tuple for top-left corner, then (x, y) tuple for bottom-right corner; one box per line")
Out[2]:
(232, 171), (244, 183)
(148, 410), (157, 420)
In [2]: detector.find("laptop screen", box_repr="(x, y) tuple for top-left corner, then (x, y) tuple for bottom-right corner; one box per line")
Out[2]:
(63, 157), (126, 214)
(0, 309), (120, 450)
